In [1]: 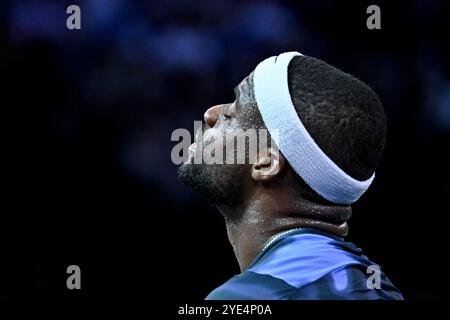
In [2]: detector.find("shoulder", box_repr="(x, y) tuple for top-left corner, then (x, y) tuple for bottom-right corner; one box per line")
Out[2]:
(205, 271), (298, 300)
(290, 265), (404, 300)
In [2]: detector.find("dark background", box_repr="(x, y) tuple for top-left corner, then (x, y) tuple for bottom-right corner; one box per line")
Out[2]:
(1, 0), (449, 301)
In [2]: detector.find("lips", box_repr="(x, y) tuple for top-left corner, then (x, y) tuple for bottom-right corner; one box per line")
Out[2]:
(188, 142), (197, 154)
(190, 127), (204, 154)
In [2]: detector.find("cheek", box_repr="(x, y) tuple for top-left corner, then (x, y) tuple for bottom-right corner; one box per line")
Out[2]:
(235, 109), (253, 129)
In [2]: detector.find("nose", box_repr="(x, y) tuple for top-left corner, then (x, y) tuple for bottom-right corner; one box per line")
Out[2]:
(204, 105), (222, 127)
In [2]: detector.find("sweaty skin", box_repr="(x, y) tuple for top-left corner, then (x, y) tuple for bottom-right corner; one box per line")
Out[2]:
(199, 73), (352, 271)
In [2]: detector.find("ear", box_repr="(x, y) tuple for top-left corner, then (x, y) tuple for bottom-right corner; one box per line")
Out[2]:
(251, 147), (285, 181)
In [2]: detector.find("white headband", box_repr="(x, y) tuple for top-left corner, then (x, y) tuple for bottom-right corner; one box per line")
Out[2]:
(253, 51), (374, 204)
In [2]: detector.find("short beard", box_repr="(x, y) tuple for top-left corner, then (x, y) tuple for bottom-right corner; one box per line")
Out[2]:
(178, 161), (245, 209)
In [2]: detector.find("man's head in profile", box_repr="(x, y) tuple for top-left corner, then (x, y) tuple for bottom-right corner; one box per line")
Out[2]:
(177, 52), (403, 300)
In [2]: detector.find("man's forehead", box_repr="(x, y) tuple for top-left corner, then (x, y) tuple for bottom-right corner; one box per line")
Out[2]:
(236, 72), (254, 97)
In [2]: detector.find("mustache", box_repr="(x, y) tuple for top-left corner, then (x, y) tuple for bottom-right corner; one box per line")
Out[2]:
(194, 122), (209, 140)
(194, 122), (214, 146)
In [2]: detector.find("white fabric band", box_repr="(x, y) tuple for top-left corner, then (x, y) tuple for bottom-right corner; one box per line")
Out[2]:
(253, 51), (375, 204)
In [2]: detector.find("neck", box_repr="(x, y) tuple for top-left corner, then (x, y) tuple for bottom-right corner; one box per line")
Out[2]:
(217, 188), (352, 271)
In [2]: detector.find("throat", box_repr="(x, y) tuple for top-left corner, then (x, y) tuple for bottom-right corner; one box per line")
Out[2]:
(222, 202), (351, 272)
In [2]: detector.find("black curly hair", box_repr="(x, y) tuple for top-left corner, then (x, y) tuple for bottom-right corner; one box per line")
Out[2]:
(247, 55), (387, 203)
